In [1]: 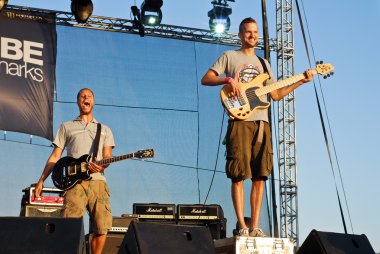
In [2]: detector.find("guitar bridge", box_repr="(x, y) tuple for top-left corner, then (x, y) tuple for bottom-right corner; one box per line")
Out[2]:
(224, 96), (246, 109)
(81, 162), (87, 172)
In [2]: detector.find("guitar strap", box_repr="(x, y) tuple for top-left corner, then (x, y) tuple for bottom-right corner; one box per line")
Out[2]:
(92, 123), (102, 162)
(256, 56), (269, 144)
(257, 56), (269, 76)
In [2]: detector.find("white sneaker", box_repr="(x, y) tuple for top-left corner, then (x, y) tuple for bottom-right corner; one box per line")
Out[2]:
(238, 228), (249, 236)
(249, 228), (266, 237)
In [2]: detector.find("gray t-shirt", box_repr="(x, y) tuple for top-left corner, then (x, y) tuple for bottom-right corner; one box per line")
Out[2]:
(210, 50), (276, 122)
(53, 117), (116, 181)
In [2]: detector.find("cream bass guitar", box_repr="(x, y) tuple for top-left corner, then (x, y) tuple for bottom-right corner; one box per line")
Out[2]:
(220, 63), (334, 120)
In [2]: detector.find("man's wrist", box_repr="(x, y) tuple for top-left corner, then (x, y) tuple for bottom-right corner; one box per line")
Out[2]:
(225, 77), (233, 84)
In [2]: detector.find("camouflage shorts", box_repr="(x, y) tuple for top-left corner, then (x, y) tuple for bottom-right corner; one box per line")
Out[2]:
(63, 180), (112, 235)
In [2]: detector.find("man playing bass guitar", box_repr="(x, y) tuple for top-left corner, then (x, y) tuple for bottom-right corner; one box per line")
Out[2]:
(201, 17), (314, 237)
(34, 88), (115, 254)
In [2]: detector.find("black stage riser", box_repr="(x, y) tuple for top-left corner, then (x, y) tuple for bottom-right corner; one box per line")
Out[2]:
(297, 230), (375, 254)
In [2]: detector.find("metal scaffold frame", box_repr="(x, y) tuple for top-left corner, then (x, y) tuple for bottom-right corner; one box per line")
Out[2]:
(6, 3), (299, 247)
(5, 5), (277, 49)
(276, 0), (299, 248)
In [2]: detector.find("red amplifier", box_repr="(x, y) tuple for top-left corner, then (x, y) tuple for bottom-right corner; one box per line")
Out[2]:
(22, 186), (64, 207)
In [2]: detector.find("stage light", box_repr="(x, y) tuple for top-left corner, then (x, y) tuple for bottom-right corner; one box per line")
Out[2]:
(131, 5), (145, 37)
(0, 0), (8, 12)
(208, 0), (234, 33)
(210, 17), (231, 34)
(71, 0), (93, 24)
(140, 0), (163, 26)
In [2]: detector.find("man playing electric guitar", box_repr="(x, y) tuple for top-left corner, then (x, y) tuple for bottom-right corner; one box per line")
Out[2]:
(201, 17), (314, 237)
(34, 88), (115, 254)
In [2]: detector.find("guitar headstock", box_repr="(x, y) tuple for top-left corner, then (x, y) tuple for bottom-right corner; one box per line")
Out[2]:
(315, 62), (334, 79)
(135, 149), (154, 159)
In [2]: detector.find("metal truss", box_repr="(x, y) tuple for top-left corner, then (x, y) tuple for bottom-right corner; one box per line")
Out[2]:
(6, 5), (277, 49)
(276, 0), (299, 248)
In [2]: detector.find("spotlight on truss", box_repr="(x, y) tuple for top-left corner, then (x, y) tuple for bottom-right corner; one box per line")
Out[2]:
(140, 0), (163, 26)
(208, 0), (234, 33)
(0, 0), (8, 12)
(71, 0), (93, 24)
(131, 5), (145, 37)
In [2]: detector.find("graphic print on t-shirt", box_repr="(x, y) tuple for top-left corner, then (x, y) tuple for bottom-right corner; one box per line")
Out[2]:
(236, 63), (261, 83)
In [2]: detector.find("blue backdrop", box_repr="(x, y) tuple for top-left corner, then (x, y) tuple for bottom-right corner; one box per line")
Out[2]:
(0, 24), (271, 237)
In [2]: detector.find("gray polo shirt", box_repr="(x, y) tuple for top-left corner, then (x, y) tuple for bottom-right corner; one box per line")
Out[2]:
(210, 50), (276, 122)
(53, 117), (115, 181)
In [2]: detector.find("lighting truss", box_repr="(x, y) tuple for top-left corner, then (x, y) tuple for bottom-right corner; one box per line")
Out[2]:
(5, 5), (276, 50)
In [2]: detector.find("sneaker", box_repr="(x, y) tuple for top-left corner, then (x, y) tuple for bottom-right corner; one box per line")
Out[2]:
(249, 228), (266, 237)
(238, 227), (249, 236)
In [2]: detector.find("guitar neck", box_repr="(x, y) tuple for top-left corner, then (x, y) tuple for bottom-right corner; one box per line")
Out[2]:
(94, 153), (134, 167)
(255, 69), (317, 97)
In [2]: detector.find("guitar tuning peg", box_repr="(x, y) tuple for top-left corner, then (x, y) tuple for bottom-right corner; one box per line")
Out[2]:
(320, 60), (324, 64)
(316, 61), (320, 65)
(323, 75), (327, 79)
(330, 72), (334, 76)
(327, 74), (331, 77)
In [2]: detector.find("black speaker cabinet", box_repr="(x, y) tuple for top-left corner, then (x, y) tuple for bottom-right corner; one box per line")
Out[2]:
(0, 217), (85, 254)
(118, 221), (215, 254)
(178, 219), (226, 240)
(297, 229), (375, 254)
(87, 233), (125, 254)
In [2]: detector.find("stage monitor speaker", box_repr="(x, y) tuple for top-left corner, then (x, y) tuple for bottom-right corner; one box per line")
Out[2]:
(118, 221), (215, 254)
(0, 217), (85, 254)
(297, 229), (375, 254)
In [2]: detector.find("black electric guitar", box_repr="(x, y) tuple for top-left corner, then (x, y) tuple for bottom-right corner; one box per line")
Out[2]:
(52, 149), (154, 190)
(220, 63), (334, 120)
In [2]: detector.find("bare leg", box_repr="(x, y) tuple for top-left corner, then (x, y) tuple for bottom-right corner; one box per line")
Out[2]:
(91, 234), (107, 254)
(250, 179), (264, 230)
(231, 180), (247, 229)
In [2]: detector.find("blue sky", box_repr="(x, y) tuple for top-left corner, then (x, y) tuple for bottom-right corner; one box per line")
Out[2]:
(7, 0), (380, 251)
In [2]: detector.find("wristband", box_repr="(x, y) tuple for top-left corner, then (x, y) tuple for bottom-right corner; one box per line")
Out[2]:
(225, 77), (232, 84)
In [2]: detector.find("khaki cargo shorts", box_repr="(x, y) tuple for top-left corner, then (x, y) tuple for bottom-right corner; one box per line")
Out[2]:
(225, 120), (273, 181)
(63, 180), (112, 235)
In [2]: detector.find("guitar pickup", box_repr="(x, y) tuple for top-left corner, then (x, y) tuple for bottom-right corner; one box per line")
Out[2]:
(224, 96), (246, 109)
(68, 165), (77, 175)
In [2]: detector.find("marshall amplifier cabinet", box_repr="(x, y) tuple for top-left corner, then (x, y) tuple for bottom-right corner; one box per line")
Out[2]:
(177, 204), (226, 240)
(177, 204), (224, 221)
(133, 203), (176, 223)
(20, 185), (64, 218)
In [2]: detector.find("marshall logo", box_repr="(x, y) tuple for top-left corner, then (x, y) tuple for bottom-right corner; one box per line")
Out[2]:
(146, 207), (163, 213)
(190, 208), (207, 214)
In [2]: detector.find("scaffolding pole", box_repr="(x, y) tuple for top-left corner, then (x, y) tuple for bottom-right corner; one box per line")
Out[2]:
(276, 0), (299, 248)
